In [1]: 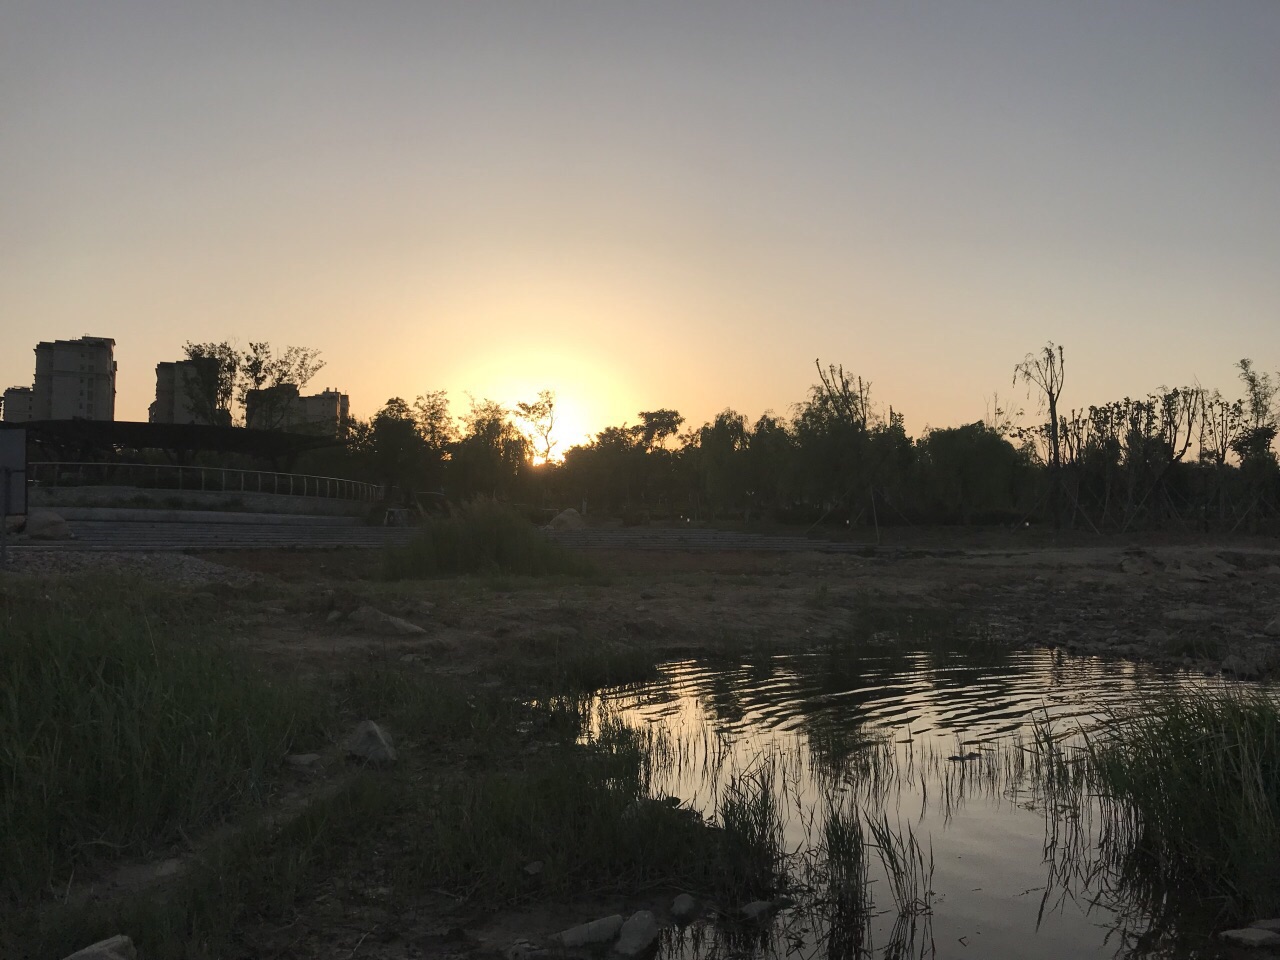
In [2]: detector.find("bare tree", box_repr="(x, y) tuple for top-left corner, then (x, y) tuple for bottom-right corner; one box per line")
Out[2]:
(1014, 343), (1066, 527)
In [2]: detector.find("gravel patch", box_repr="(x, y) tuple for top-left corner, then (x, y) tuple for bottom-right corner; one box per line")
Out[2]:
(1, 549), (262, 586)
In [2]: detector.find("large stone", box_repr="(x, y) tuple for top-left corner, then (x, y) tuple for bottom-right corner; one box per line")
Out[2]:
(1163, 606), (1216, 624)
(1222, 655), (1260, 679)
(62, 936), (137, 960)
(554, 914), (623, 948)
(25, 510), (74, 540)
(348, 604), (426, 636)
(1220, 927), (1280, 947)
(671, 893), (699, 924)
(614, 911), (660, 957)
(548, 508), (587, 530)
(344, 720), (397, 765)
(740, 900), (779, 921)
(1251, 919), (1280, 932)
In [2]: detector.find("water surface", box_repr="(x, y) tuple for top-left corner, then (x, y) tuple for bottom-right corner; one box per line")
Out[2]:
(597, 648), (1239, 960)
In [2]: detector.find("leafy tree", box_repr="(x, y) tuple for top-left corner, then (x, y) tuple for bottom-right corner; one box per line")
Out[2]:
(636, 409), (685, 451)
(238, 343), (325, 430)
(516, 390), (558, 463)
(181, 341), (240, 426)
(449, 397), (530, 499)
(1231, 359), (1279, 469)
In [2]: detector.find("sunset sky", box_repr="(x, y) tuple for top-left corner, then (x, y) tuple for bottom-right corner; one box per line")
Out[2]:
(2, 2), (1277, 450)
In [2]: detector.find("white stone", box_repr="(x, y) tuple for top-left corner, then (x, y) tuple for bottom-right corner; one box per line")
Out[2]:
(547, 508), (587, 530)
(62, 936), (137, 960)
(26, 510), (74, 540)
(349, 604), (426, 636)
(740, 900), (778, 920)
(1221, 927), (1280, 947)
(614, 910), (660, 957)
(1163, 606), (1216, 623)
(505, 938), (545, 960)
(671, 893), (699, 924)
(344, 720), (397, 765)
(554, 914), (623, 948)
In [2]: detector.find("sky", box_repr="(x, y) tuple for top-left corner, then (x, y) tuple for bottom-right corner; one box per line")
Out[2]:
(2, 2), (1278, 450)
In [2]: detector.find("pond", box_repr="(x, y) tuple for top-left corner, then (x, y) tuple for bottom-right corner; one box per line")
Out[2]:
(594, 647), (1243, 960)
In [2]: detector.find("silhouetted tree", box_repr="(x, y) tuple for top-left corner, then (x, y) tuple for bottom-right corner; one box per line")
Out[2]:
(1014, 343), (1066, 527)
(516, 390), (558, 463)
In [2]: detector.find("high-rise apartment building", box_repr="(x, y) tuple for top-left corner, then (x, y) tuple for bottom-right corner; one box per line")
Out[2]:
(2, 386), (34, 422)
(149, 358), (226, 425)
(245, 385), (350, 436)
(28, 336), (117, 420)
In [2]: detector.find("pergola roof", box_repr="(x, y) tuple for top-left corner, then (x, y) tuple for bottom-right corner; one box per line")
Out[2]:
(0, 420), (340, 459)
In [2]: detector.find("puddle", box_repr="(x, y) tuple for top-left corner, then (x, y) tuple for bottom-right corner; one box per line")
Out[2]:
(595, 648), (1251, 959)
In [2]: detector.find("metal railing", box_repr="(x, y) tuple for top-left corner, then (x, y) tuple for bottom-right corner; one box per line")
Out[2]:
(28, 461), (379, 502)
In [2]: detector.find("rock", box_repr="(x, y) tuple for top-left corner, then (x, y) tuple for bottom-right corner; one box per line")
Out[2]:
(740, 900), (778, 921)
(348, 604), (427, 636)
(1220, 927), (1280, 948)
(325, 609), (345, 624)
(614, 911), (660, 957)
(505, 938), (547, 960)
(285, 753), (321, 771)
(554, 914), (623, 948)
(62, 936), (137, 960)
(671, 893), (699, 924)
(1163, 606), (1217, 624)
(344, 720), (397, 766)
(1264, 616), (1280, 638)
(1221, 655), (1259, 679)
(1250, 919), (1280, 932)
(548, 508), (587, 530)
(25, 510), (74, 540)
(522, 860), (544, 876)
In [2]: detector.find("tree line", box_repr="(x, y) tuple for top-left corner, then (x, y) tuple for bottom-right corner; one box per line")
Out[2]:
(301, 345), (1279, 533)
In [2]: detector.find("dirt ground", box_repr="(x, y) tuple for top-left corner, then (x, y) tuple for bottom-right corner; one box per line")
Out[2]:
(207, 532), (1280, 684)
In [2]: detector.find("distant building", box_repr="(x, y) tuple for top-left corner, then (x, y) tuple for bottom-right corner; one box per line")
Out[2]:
(150, 358), (226, 425)
(28, 336), (117, 421)
(245, 385), (349, 437)
(2, 386), (34, 422)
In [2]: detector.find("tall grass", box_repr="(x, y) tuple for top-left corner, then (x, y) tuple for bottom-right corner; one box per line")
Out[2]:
(0, 576), (319, 901)
(381, 500), (595, 579)
(1081, 688), (1280, 919)
(716, 756), (788, 901)
(399, 717), (716, 902)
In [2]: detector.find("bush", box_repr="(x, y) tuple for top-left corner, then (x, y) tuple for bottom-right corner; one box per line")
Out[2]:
(381, 500), (595, 579)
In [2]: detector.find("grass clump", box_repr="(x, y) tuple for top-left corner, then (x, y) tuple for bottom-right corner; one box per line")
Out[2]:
(1082, 688), (1280, 919)
(381, 500), (596, 580)
(0, 575), (319, 902)
(398, 716), (712, 903)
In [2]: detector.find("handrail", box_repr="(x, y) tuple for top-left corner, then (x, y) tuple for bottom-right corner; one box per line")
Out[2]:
(26, 461), (378, 502)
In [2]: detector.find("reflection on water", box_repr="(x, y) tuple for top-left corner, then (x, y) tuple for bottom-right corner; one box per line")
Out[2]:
(596, 648), (1238, 960)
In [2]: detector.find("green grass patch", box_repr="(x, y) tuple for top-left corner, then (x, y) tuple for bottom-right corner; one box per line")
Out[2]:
(381, 501), (596, 580)
(0, 575), (321, 902)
